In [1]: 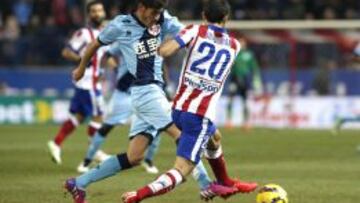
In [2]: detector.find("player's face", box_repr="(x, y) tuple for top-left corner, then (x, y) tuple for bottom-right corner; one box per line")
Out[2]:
(138, 6), (163, 27)
(89, 4), (106, 26)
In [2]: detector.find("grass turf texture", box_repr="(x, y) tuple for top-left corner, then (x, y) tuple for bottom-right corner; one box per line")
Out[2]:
(0, 125), (359, 203)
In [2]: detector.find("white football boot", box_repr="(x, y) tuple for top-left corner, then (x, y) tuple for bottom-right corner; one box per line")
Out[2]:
(47, 140), (62, 164)
(94, 150), (110, 162)
(77, 162), (90, 173)
(141, 160), (159, 174)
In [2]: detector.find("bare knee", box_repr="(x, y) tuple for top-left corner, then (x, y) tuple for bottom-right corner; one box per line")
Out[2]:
(174, 156), (195, 177)
(207, 129), (222, 150)
(126, 135), (150, 165)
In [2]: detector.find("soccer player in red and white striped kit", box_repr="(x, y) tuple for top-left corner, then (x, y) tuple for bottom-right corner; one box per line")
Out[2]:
(122, 0), (257, 202)
(47, 0), (109, 166)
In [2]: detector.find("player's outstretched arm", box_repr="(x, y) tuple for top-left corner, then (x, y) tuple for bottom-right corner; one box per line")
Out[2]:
(158, 39), (181, 58)
(72, 40), (102, 81)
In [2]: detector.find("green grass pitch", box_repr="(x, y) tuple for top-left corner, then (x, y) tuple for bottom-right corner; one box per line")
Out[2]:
(0, 125), (359, 203)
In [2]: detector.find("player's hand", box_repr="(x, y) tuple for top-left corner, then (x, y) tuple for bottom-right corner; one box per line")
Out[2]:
(72, 67), (85, 81)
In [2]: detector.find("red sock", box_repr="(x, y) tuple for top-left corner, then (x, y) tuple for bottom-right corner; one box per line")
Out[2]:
(207, 154), (234, 186)
(54, 119), (76, 146)
(136, 169), (183, 201)
(136, 186), (154, 200)
(87, 121), (101, 137)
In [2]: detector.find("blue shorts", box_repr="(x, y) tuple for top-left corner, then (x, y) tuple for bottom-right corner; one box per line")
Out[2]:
(69, 87), (104, 118)
(104, 90), (132, 125)
(172, 109), (216, 164)
(129, 84), (172, 140)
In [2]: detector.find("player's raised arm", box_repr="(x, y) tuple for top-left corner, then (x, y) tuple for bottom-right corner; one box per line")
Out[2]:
(72, 15), (123, 81)
(72, 39), (102, 81)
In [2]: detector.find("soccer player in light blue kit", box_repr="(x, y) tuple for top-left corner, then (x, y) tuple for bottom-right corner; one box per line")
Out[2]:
(77, 44), (161, 174)
(64, 1), (230, 202)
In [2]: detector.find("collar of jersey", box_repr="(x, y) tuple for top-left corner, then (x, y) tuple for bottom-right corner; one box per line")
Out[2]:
(131, 13), (147, 28)
(208, 24), (227, 33)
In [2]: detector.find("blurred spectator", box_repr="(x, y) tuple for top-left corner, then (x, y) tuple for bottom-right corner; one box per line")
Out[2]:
(1, 15), (20, 40)
(312, 60), (337, 95)
(0, 0), (360, 67)
(0, 16), (20, 65)
(12, 0), (33, 33)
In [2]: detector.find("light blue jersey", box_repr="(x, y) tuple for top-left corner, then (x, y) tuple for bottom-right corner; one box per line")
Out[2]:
(98, 11), (183, 137)
(98, 11), (183, 86)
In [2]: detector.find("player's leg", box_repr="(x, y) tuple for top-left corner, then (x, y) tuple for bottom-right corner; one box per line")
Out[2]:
(52, 113), (84, 146)
(205, 129), (257, 196)
(122, 111), (236, 203)
(79, 91), (133, 171)
(65, 133), (151, 203)
(47, 88), (87, 164)
(82, 123), (114, 166)
(142, 133), (161, 174)
(239, 80), (251, 130)
(86, 89), (104, 139)
(88, 116), (110, 162)
(131, 84), (215, 192)
(75, 90), (109, 172)
(76, 135), (150, 188)
(226, 76), (238, 127)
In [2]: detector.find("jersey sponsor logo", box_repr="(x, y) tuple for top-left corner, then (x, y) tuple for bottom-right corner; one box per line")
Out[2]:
(133, 38), (160, 59)
(148, 24), (161, 36)
(184, 72), (221, 93)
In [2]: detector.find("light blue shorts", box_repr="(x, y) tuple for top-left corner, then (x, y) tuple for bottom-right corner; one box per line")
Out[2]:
(104, 90), (132, 125)
(129, 84), (172, 140)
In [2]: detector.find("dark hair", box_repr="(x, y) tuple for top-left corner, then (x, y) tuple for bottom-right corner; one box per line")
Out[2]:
(203, 0), (231, 23)
(86, 0), (104, 13)
(137, 0), (168, 10)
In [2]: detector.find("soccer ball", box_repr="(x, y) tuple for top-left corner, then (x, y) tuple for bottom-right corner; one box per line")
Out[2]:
(256, 184), (288, 203)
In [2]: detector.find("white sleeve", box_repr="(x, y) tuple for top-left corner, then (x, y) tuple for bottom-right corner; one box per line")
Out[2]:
(67, 28), (89, 54)
(173, 25), (199, 48)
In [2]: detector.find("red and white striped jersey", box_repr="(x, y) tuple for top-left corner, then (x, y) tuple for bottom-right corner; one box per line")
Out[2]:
(67, 27), (108, 91)
(172, 24), (241, 121)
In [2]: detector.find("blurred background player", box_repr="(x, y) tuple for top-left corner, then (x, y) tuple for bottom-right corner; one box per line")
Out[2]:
(227, 37), (263, 130)
(77, 44), (161, 174)
(332, 42), (360, 135)
(47, 0), (109, 165)
(122, 0), (258, 202)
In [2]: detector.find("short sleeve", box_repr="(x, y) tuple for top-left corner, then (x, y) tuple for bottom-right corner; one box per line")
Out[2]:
(174, 24), (199, 49)
(107, 42), (120, 56)
(67, 28), (89, 54)
(98, 16), (123, 45)
(161, 10), (184, 37)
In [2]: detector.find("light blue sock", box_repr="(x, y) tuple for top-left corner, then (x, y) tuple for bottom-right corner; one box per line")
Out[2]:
(86, 132), (105, 160)
(76, 156), (121, 189)
(145, 135), (161, 162)
(192, 160), (212, 190)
